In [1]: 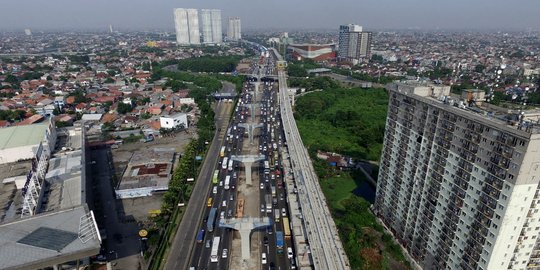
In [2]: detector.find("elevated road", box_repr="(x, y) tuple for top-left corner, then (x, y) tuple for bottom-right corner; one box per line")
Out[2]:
(274, 49), (350, 270)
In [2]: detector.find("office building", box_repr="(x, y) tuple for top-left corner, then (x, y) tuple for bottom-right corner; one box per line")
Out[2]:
(374, 81), (540, 270)
(201, 9), (222, 44)
(338, 24), (372, 63)
(174, 8), (200, 45)
(227, 17), (242, 41)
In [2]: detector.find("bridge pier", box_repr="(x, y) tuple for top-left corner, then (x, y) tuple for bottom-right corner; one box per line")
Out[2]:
(231, 155), (265, 185)
(238, 123), (263, 145)
(219, 217), (272, 260)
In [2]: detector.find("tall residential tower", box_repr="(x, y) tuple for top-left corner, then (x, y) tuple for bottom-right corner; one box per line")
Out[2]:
(338, 24), (372, 63)
(374, 81), (540, 270)
(227, 17), (242, 41)
(174, 8), (200, 45)
(200, 9), (222, 44)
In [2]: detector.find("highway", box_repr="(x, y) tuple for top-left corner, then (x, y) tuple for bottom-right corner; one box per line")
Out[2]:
(274, 50), (351, 270)
(163, 84), (234, 270)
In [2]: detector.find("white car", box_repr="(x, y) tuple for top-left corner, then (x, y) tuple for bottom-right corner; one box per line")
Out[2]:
(282, 208), (287, 217)
(261, 253), (267, 264)
(261, 204), (265, 212)
(260, 183), (264, 189)
(222, 200), (227, 207)
(287, 247), (293, 259)
(222, 248), (228, 258)
(220, 211), (225, 220)
(213, 186), (217, 194)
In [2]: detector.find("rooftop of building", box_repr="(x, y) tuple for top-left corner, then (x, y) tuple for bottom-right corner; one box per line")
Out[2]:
(117, 148), (175, 194)
(0, 161), (33, 223)
(387, 80), (540, 136)
(0, 205), (100, 270)
(0, 122), (49, 150)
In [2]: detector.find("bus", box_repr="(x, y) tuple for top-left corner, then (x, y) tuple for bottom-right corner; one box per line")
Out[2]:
(222, 157), (228, 170)
(207, 197), (213, 207)
(224, 175), (230, 190)
(212, 170), (219, 184)
(207, 208), (217, 232)
(210, 236), (221, 263)
(283, 217), (291, 240)
(227, 159), (234, 171)
(219, 146), (226, 158)
(275, 231), (284, 253)
(196, 229), (205, 243)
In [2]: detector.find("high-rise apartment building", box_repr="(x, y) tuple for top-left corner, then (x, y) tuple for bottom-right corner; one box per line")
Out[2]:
(374, 81), (540, 270)
(201, 9), (222, 44)
(338, 24), (372, 63)
(227, 17), (242, 41)
(174, 8), (200, 45)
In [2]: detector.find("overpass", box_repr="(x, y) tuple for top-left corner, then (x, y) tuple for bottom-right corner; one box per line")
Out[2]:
(272, 48), (350, 270)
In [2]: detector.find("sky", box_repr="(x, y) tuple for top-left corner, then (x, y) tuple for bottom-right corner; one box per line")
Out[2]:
(0, 0), (539, 31)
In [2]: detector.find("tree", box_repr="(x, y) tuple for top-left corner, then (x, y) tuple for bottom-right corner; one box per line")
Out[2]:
(117, 102), (132, 114)
(104, 77), (115, 83)
(4, 74), (18, 84)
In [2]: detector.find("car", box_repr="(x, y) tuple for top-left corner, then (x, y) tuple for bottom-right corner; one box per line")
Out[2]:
(222, 200), (227, 207)
(269, 262), (276, 270)
(261, 253), (267, 264)
(222, 248), (228, 258)
(290, 258), (296, 269)
(220, 211), (225, 219)
(230, 194), (234, 201)
(261, 204), (265, 212)
(260, 183), (264, 189)
(287, 247), (293, 259)
(205, 240), (211, 248)
(282, 208), (287, 217)
(213, 186), (218, 194)
(227, 209), (233, 217)
(219, 181), (223, 187)
(280, 193), (284, 201)
(263, 236), (268, 246)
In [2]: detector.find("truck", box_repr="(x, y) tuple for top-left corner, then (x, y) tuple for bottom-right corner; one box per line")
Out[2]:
(224, 175), (230, 190)
(207, 208), (217, 232)
(265, 194), (272, 213)
(222, 157), (228, 170)
(275, 231), (284, 253)
(227, 159), (234, 171)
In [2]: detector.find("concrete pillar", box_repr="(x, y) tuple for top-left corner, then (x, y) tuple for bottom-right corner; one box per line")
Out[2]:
(239, 229), (252, 260)
(244, 161), (253, 185)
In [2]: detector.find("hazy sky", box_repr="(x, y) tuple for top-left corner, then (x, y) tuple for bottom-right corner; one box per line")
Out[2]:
(1, 0), (539, 31)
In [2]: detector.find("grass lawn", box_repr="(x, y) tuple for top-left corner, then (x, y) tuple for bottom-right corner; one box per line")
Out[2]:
(319, 174), (357, 211)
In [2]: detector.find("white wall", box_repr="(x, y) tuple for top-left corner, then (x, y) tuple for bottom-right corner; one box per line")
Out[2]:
(160, 113), (188, 129)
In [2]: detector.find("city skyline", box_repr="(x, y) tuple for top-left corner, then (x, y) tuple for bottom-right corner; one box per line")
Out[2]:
(0, 0), (540, 31)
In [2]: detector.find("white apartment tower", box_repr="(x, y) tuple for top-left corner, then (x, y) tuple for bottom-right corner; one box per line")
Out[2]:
(227, 17), (242, 41)
(338, 24), (372, 63)
(200, 9), (222, 44)
(174, 8), (200, 45)
(374, 81), (540, 270)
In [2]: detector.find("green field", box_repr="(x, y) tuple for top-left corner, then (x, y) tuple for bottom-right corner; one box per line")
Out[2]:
(295, 87), (388, 161)
(295, 86), (411, 269)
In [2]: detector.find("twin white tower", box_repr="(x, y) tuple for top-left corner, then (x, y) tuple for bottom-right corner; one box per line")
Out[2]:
(174, 8), (241, 45)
